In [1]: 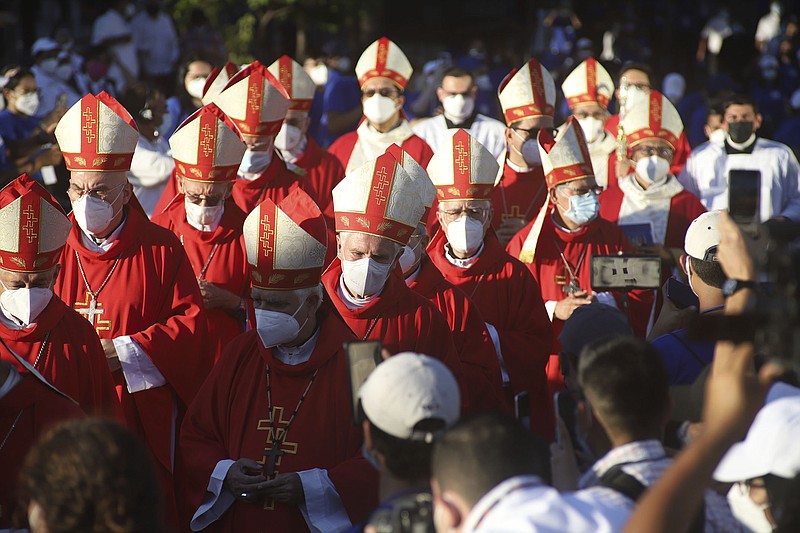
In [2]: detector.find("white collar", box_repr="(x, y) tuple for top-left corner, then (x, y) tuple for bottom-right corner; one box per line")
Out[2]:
(277, 135), (308, 164)
(506, 158), (539, 174)
(551, 212), (584, 233)
(0, 364), (21, 401)
(273, 326), (321, 366)
(444, 242), (484, 269)
(727, 133), (757, 150)
(79, 215), (127, 253)
(403, 264), (422, 286)
(337, 273), (385, 309)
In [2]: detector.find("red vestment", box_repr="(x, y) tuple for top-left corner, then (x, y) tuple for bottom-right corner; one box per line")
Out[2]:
(407, 258), (506, 412)
(327, 131), (434, 173)
(176, 312), (377, 533)
(152, 197), (250, 363)
(321, 260), (465, 389)
(604, 114), (691, 176)
(427, 230), (555, 438)
(0, 374), (85, 529)
(489, 162), (549, 229)
(54, 206), (210, 523)
(0, 297), (119, 417)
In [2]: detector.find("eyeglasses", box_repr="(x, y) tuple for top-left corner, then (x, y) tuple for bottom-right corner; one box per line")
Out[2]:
(632, 145), (674, 159)
(511, 125), (556, 140)
(439, 206), (490, 223)
(67, 182), (125, 202)
(185, 193), (226, 206)
(557, 185), (602, 197)
(361, 87), (402, 99)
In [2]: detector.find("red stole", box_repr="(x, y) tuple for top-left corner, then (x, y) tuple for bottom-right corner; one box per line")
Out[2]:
(489, 162), (548, 229)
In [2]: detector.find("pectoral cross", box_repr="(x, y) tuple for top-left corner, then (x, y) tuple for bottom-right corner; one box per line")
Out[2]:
(501, 205), (524, 222)
(74, 292), (112, 332)
(256, 407), (300, 510)
(264, 440), (285, 479)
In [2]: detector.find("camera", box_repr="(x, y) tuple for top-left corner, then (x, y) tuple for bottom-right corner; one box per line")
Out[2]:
(367, 492), (434, 533)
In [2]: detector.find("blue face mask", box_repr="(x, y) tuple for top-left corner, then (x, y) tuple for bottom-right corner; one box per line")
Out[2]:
(238, 148), (272, 175)
(562, 191), (599, 226)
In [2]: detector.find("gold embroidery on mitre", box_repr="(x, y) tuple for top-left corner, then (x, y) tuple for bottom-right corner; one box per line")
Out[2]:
(466, 186), (479, 196)
(376, 221), (393, 231)
(208, 169), (219, 179)
(437, 189), (445, 198)
(93, 157), (108, 166)
(113, 157), (126, 167)
(513, 109), (524, 117)
(239, 123), (252, 134)
(339, 215), (350, 227)
(447, 186), (461, 196)
(10, 257), (25, 268)
(293, 274), (310, 285)
(356, 216), (370, 229)
(190, 167), (203, 178)
(178, 163), (186, 174)
(251, 270), (262, 283)
(74, 156), (87, 166)
(397, 228), (409, 238)
(563, 168), (576, 176)
(269, 273), (286, 285)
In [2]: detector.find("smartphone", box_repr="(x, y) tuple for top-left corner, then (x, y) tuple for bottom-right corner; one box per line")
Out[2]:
(514, 391), (530, 431)
(555, 391), (580, 448)
(345, 340), (383, 424)
(728, 169), (761, 234)
(665, 277), (699, 309)
(591, 255), (662, 291)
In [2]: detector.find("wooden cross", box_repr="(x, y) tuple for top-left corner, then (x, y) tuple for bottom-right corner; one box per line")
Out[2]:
(74, 292), (112, 333)
(22, 205), (38, 243)
(256, 407), (300, 510)
(501, 205), (524, 222)
(260, 216), (274, 257)
(373, 166), (390, 206)
(82, 106), (97, 144)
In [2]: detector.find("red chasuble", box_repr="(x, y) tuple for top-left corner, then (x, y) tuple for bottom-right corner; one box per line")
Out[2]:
(407, 258), (506, 412)
(54, 206), (210, 478)
(0, 374), (85, 529)
(489, 162), (549, 230)
(176, 313), (378, 533)
(321, 260), (464, 384)
(604, 114), (691, 176)
(0, 297), (119, 417)
(152, 197), (250, 363)
(327, 131), (434, 173)
(427, 229), (555, 439)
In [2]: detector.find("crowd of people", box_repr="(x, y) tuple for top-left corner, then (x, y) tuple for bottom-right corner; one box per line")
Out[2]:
(0, 1), (799, 532)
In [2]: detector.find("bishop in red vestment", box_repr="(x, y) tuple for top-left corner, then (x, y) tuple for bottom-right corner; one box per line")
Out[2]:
(177, 189), (376, 532)
(0, 362), (85, 530)
(506, 117), (654, 392)
(0, 175), (118, 417)
(53, 91), (210, 526)
(152, 103), (250, 363)
(425, 129), (554, 438)
(328, 37), (433, 175)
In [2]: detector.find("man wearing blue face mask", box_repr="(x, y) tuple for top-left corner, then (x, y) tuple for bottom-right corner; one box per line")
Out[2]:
(507, 117), (654, 395)
(177, 188), (379, 533)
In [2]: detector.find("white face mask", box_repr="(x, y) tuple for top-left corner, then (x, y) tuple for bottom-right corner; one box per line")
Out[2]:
(254, 302), (309, 348)
(184, 199), (224, 230)
(577, 116), (604, 143)
(0, 281), (53, 326)
(398, 240), (421, 275)
(274, 124), (303, 151)
(709, 128), (727, 144)
(72, 186), (124, 236)
(446, 216), (485, 256)
(186, 77), (207, 100)
(309, 64), (328, 87)
(727, 483), (774, 533)
(39, 58), (59, 75)
(15, 93), (40, 117)
(622, 86), (649, 113)
(238, 148), (272, 175)
(341, 257), (393, 298)
(635, 155), (670, 184)
(442, 94), (475, 123)
(363, 94), (399, 125)
(561, 190), (600, 226)
(512, 129), (542, 166)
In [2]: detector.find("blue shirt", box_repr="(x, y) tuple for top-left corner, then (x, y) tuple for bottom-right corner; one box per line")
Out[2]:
(650, 308), (722, 385)
(0, 110), (44, 182)
(319, 69), (361, 148)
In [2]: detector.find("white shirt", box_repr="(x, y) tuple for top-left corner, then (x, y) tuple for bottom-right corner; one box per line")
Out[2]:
(30, 65), (80, 118)
(462, 475), (630, 532)
(130, 11), (180, 77)
(413, 113), (507, 160)
(128, 134), (175, 218)
(677, 137), (800, 222)
(91, 9), (139, 91)
(755, 11), (781, 43)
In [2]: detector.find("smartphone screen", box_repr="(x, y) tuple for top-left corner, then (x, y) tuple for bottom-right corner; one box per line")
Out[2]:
(514, 391), (530, 431)
(345, 341), (383, 424)
(728, 170), (761, 232)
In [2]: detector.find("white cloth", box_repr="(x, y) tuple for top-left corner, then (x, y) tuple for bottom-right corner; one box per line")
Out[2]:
(443, 242), (485, 269)
(346, 120), (416, 173)
(617, 174), (685, 245)
(0, 364), (21, 401)
(701, 14), (733, 54)
(91, 9), (139, 91)
(128, 135), (175, 218)
(755, 12), (781, 43)
(336, 273), (384, 310)
(462, 475), (630, 532)
(413, 113), (507, 160)
(114, 335), (167, 394)
(30, 65), (80, 118)
(273, 327), (320, 366)
(484, 322), (509, 384)
(587, 132), (617, 190)
(78, 214), (127, 252)
(130, 11), (180, 77)
(677, 138), (800, 222)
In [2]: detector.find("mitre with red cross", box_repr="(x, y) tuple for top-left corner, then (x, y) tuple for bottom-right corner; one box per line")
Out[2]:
(498, 58), (556, 126)
(538, 116), (595, 189)
(212, 60), (290, 138)
(384, 144), (437, 219)
(332, 151), (425, 246)
(620, 89), (683, 152)
(267, 55), (315, 112)
(0, 174), (71, 273)
(355, 37), (413, 90)
(243, 187), (328, 290)
(426, 129), (499, 202)
(169, 103), (246, 183)
(54, 91), (139, 172)
(201, 61), (239, 105)
(561, 57), (615, 111)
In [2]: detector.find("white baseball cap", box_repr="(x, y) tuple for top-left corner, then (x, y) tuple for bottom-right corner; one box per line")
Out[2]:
(31, 38), (59, 57)
(713, 388), (800, 482)
(359, 352), (460, 443)
(684, 210), (722, 261)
